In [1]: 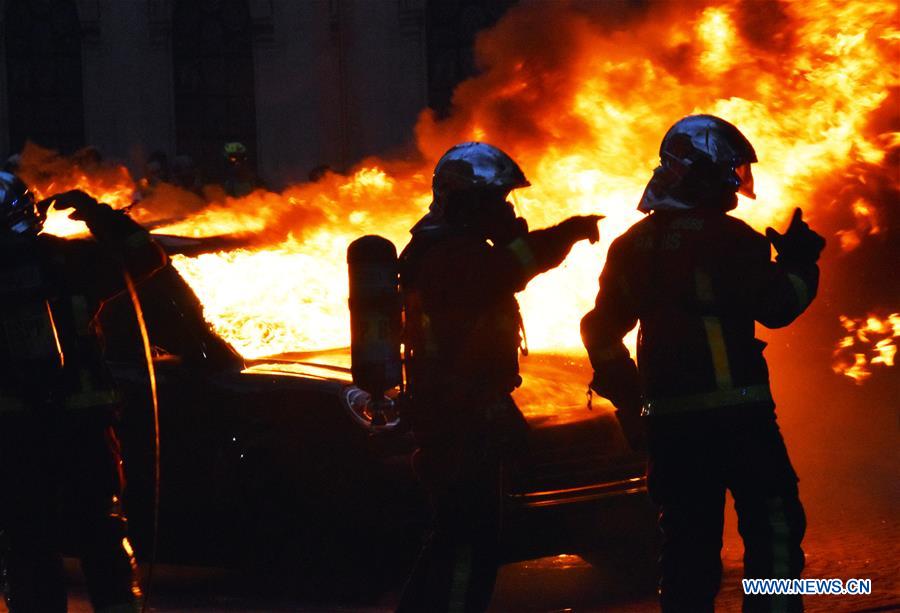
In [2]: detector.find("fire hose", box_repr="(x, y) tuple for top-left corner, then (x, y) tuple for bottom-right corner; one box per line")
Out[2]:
(20, 193), (163, 610)
(123, 271), (161, 613)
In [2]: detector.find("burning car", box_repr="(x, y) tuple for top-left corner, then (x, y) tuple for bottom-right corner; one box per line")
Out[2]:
(96, 251), (651, 587)
(9, 0), (892, 593)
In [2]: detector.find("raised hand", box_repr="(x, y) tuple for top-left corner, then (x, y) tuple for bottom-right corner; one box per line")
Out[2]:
(564, 214), (604, 244)
(49, 190), (105, 221)
(765, 208), (825, 263)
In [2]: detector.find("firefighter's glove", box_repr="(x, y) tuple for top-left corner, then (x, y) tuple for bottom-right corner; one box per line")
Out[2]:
(615, 408), (647, 454)
(588, 358), (641, 412)
(50, 190), (111, 222)
(560, 214), (604, 245)
(765, 208), (825, 264)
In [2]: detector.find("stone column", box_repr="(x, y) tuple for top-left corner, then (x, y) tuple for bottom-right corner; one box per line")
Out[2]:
(77, 0), (176, 175)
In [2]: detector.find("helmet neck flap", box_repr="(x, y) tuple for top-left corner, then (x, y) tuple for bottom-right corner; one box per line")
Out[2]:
(639, 114), (757, 214)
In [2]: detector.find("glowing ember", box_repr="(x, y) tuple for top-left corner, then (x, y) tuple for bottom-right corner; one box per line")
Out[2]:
(836, 197), (883, 252)
(12, 0), (900, 375)
(833, 313), (900, 383)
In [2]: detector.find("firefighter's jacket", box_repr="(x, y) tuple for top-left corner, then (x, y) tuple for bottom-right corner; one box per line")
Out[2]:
(581, 210), (819, 417)
(0, 207), (167, 413)
(401, 221), (585, 401)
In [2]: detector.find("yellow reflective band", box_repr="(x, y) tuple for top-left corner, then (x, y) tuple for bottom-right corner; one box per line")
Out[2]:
(787, 273), (810, 310)
(448, 543), (473, 612)
(703, 316), (734, 390)
(642, 384), (773, 416)
(591, 343), (629, 363)
(768, 497), (792, 613)
(80, 368), (93, 392)
(71, 295), (91, 335)
(64, 389), (120, 410)
(0, 396), (27, 413)
(507, 237), (537, 274)
(696, 269), (733, 388)
(694, 268), (715, 304)
(420, 314), (439, 355)
(0, 390), (120, 412)
(123, 230), (151, 250)
(768, 497), (791, 577)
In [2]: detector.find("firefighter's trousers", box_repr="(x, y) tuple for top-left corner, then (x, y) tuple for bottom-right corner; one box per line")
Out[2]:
(397, 395), (527, 612)
(647, 405), (806, 613)
(0, 410), (142, 613)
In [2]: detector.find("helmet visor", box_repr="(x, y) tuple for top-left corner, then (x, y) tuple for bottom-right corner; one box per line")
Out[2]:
(735, 163), (755, 199)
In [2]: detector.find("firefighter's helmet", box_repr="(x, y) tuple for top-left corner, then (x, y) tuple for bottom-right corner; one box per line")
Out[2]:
(223, 141), (248, 164)
(413, 142), (530, 233)
(432, 142), (529, 200)
(0, 171), (42, 235)
(639, 115), (757, 212)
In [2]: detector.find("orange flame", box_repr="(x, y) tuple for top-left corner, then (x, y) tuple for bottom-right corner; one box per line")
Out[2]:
(13, 0), (900, 380)
(836, 197), (883, 252)
(833, 313), (899, 383)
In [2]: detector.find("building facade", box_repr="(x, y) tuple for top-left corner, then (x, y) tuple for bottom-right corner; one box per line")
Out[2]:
(0, 0), (430, 188)
(0, 0), (516, 188)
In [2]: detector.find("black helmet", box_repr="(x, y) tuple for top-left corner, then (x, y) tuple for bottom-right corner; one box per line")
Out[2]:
(639, 114), (757, 213)
(0, 171), (42, 235)
(413, 142), (530, 233)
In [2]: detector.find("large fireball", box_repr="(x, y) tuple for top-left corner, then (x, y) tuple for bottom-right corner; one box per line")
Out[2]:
(18, 0), (899, 382)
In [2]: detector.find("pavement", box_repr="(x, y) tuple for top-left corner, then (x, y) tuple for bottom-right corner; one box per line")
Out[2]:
(1, 498), (894, 613)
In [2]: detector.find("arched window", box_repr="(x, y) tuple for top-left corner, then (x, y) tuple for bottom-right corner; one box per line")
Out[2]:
(4, 0), (85, 154)
(172, 0), (256, 182)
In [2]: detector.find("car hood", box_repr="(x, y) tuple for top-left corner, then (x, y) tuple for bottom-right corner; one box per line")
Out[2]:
(244, 349), (615, 427)
(243, 349), (353, 383)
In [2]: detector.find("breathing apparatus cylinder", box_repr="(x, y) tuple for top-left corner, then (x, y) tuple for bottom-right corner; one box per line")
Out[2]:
(347, 235), (402, 425)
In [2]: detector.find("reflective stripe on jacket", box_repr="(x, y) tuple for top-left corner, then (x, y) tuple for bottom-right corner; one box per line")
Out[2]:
(582, 210), (818, 416)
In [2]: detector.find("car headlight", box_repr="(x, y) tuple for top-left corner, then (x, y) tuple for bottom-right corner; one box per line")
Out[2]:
(342, 386), (401, 431)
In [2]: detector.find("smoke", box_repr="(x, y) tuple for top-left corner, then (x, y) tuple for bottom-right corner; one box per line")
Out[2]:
(415, 0), (808, 165)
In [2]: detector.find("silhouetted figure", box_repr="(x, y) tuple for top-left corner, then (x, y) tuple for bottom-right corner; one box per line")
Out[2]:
(171, 154), (203, 195)
(397, 142), (602, 612)
(144, 150), (170, 187)
(581, 115), (825, 613)
(135, 150), (171, 202)
(4, 153), (21, 173)
(73, 145), (104, 171)
(0, 174), (167, 612)
(222, 141), (259, 197)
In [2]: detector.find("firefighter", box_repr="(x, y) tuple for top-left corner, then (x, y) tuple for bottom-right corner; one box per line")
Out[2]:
(0, 173), (167, 612)
(397, 142), (602, 612)
(581, 115), (825, 613)
(222, 141), (259, 197)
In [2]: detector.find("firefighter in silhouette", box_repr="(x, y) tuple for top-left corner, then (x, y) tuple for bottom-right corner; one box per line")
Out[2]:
(397, 142), (602, 612)
(581, 115), (825, 613)
(222, 141), (259, 197)
(0, 172), (167, 612)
